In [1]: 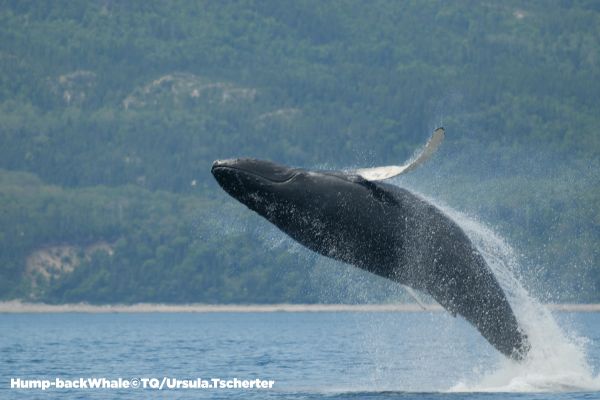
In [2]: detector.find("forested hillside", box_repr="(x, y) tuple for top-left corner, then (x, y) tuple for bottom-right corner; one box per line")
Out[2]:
(0, 0), (598, 303)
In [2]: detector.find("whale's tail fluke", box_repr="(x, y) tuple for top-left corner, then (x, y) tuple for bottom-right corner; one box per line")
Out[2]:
(355, 127), (445, 181)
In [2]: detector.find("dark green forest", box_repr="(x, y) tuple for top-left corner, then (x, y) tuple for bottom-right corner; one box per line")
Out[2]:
(0, 0), (598, 303)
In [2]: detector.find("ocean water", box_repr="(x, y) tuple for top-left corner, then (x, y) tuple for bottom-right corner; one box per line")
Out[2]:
(0, 311), (599, 399)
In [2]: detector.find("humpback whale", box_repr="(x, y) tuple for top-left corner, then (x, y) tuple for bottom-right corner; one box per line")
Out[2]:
(211, 128), (529, 360)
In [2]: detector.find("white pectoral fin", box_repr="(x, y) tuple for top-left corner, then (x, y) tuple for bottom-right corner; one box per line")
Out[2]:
(354, 165), (409, 181)
(355, 127), (445, 181)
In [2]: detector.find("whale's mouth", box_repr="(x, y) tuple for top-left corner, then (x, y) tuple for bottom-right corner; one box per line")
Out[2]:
(212, 159), (297, 183)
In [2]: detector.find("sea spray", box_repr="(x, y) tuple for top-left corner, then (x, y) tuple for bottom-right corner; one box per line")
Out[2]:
(430, 199), (600, 392)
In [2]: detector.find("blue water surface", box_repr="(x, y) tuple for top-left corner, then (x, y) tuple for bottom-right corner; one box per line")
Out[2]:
(0, 312), (598, 399)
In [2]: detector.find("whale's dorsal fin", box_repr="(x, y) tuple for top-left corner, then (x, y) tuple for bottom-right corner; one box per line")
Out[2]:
(354, 127), (445, 181)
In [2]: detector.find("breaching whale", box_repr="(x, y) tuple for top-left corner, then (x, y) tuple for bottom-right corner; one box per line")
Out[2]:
(211, 128), (529, 360)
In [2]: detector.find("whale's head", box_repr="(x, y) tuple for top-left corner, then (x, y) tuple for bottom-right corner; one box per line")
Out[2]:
(212, 158), (302, 216)
(211, 158), (373, 224)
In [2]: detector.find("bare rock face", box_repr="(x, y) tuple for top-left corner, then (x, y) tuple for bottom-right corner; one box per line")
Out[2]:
(25, 242), (113, 298)
(50, 70), (97, 106)
(122, 72), (257, 110)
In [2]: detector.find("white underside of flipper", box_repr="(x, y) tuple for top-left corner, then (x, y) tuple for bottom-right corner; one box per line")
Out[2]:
(355, 127), (445, 181)
(402, 285), (428, 310)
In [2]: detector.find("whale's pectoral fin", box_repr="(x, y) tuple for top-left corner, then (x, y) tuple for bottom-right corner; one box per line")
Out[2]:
(402, 285), (427, 310)
(354, 127), (445, 181)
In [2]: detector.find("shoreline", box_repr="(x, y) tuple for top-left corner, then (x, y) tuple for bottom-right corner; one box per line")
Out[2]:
(1, 301), (600, 313)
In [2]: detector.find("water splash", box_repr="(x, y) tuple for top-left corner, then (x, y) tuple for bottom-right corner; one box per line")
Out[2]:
(426, 199), (600, 392)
